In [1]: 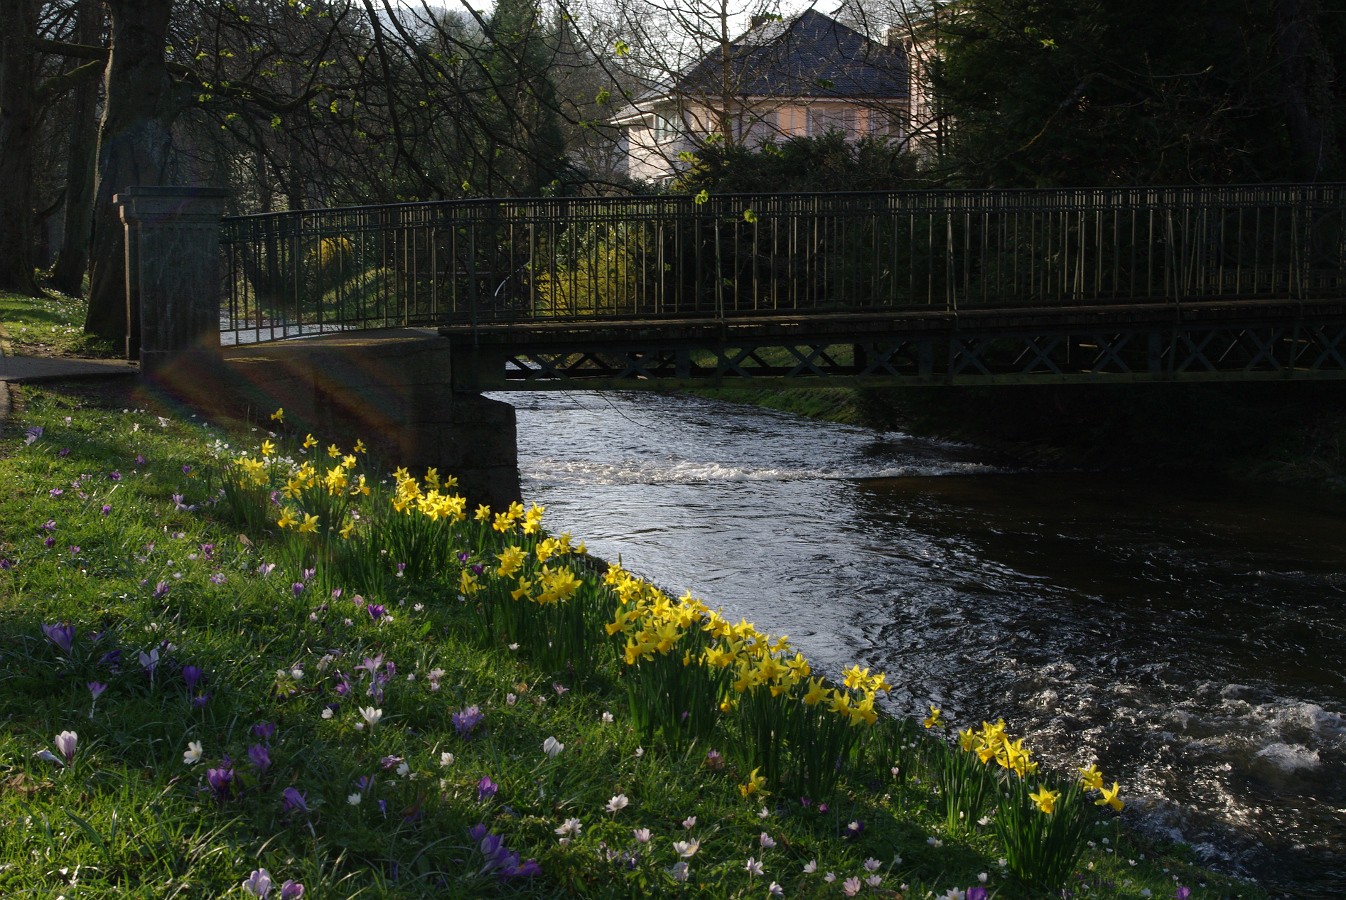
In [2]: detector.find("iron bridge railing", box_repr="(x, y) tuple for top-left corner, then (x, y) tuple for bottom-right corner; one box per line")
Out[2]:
(219, 184), (1346, 345)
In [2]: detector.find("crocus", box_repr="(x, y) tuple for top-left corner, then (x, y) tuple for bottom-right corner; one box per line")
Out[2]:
(477, 775), (498, 802)
(242, 868), (273, 897)
(210, 573), (226, 585)
(358, 706), (382, 729)
(367, 604), (386, 621)
(280, 882), (304, 899)
(182, 666), (202, 690)
(252, 722), (276, 742)
(42, 623), (75, 655)
(282, 787), (309, 814)
(152, 582), (169, 598)
(452, 705), (484, 736)
(54, 730), (77, 764)
(667, 861), (690, 882)
(760, 832), (776, 849)
(0, 558), (13, 570)
(745, 857), (765, 878)
(44, 536), (55, 549)
(207, 765), (234, 802)
(633, 828), (651, 843)
(101, 504), (112, 516)
(139, 648), (159, 674)
(88, 681), (107, 701)
(673, 839), (699, 858)
(968, 888), (989, 900)
(542, 736), (563, 757)
(248, 744), (271, 774)
(606, 794), (629, 814)
(24, 426), (43, 444)
(109, 471), (121, 481)
(291, 582), (305, 598)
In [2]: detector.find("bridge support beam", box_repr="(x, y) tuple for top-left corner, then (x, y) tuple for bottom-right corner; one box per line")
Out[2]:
(223, 331), (521, 510)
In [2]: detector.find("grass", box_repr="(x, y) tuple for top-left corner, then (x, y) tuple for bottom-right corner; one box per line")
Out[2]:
(0, 289), (116, 359)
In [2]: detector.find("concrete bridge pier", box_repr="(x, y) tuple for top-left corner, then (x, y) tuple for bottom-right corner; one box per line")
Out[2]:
(223, 333), (522, 511)
(117, 185), (520, 510)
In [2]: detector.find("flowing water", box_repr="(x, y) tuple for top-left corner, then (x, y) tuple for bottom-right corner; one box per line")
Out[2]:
(503, 389), (1346, 896)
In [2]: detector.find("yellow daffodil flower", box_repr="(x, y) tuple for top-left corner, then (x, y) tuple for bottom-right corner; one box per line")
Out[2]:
(298, 513), (320, 533)
(459, 569), (480, 596)
(1095, 782), (1124, 811)
(353, 439), (366, 453)
(1079, 764), (1104, 791)
(1030, 785), (1060, 814)
(302, 434), (318, 449)
(802, 677), (828, 706)
(842, 664), (869, 690)
(270, 408), (284, 423)
(261, 440), (276, 456)
(959, 728), (977, 752)
(339, 521), (355, 539)
(923, 705), (946, 729)
(475, 503), (492, 521)
(277, 508), (297, 529)
(327, 444), (341, 458)
(739, 767), (768, 798)
(496, 546), (525, 578)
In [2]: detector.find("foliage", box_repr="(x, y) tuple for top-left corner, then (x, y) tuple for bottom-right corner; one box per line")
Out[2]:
(672, 132), (924, 195)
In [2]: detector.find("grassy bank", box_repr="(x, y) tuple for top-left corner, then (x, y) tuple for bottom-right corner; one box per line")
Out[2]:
(0, 289), (115, 358)
(0, 377), (1262, 900)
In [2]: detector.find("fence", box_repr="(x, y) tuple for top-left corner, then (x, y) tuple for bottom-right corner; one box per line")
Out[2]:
(219, 184), (1346, 345)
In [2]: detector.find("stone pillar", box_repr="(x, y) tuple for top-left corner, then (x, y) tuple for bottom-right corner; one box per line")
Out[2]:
(114, 186), (229, 375)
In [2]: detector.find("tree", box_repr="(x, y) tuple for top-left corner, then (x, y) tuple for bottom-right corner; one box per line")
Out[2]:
(50, 0), (104, 296)
(0, 0), (41, 294)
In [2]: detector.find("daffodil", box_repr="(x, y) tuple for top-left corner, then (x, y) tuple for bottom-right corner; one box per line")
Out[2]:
(496, 546), (525, 578)
(327, 444), (341, 458)
(923, 705), (945, 729)
(298, 513), (320, 534)
(1078, 764), (1104, 791)
(270, 408), (284, 423)
(339, 521), (355, 539)
(1029, 785), (1061, 814)
(261, 439), (276, 456)
(302, 434), (318, 449)
(353, 439), (366, 453)
(802, 677), (828, 706)
(277, 508), (297, 529)
(739, 767), (768, 798)
(1095, 782), (1124, 811)
(475, 503), (492, 521)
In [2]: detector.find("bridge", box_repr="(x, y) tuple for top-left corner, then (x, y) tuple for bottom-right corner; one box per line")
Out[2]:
(218, 184), (1346, 389)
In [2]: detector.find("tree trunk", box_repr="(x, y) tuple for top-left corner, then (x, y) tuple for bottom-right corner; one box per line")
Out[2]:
(1275, 0), (1338, 181)
(50, 0), (104, 297)
(84, 0), (175, 354)
(0, 0), (39, 295)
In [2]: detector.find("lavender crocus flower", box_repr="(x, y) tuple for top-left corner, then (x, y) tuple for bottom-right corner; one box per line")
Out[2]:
(24, 426), (42, 445)
(207, 766), (234, 802)
(70, 545), (81, 556)
(477, 775), (498, 802)
(302, 568), (315, 582)
(50, 488), (63, 498)
(452, 705), (484, 736)
(282, 787), (308, 814)
(42, 623), (75, 655)
(292, 582), (305, 598)
(135, 454), (146, 465)
(153, 582), (169, 598)
(182, 666), (202, 690)
(241, 868), (272, 897)
(58, 448), (70, 457)
(0, 558), (13, 570)
(54, 730), (78, 764)
(252, 722), (276, 743)
(210, 573), (226, 585)
(471, 564), (485, 576)
(280, 881), (305, 899)
(43, 536), (55, 548)
(101, 504), (112, 516)
(109, 471), (121, 481)
(248, 744), (271, 774)
(367, 604), (385, 622)
(88, 682), (107, 700)
(258, 563), (275, 577)
(192, 693), (212, 708)
(40, 520), (56, 531)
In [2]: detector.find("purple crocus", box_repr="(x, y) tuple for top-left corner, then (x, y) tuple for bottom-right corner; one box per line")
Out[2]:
(40, 520), (56, 531)
(44, 536), (55, 549)
(207, 765), (234, 802)
(153, 582), (169, 598)
(248, 744), (272, 774)
(280, 881), (304, 899)
(355, 655), (384, 676)
(471, 564), (484, 576)
(452, 705), (484, 737)
(396, 562), (407, 577)
(367, 604), (386, 622)
(379, 755), (404, 770)
(183, 666), (202, 690)
(282, 787), (309, 814)
(70, 545), (81, 556)
(252, 722), (277, 743)
(377, 799), (387, 818)
(42, 623), (75, 655)
(24, 426), (43, 445)
(242, 868), (272, 897)
(844, 819), (865, 840)
(470, 825), (540, 880)
(968, 889), (989, 900)
(302, 567), (315, 582)
(183, 464), (193, 476)
(101, 504), (112, 516)
(88, 681), (108, 700)
(210, 573), (226, 585)
(0, 558), (13, 570)
(1174, 889), (1191, 900)
(292, 582), (305, 599)
(192, 693), (212, 708)
(135, 454), (146, 465)
(50, 488), (63, 498)
(109, 471), (121, 482)
(553, 682), (569, 696)
(476, 775), (498, 802)
(58, 448), (70, 457)
(200, 543), (214, 559)
(257, 563), (275, 577)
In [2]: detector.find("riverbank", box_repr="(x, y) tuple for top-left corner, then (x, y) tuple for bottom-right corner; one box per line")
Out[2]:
(692, 381), (1346, 490)
(0, 371), (1261, 899)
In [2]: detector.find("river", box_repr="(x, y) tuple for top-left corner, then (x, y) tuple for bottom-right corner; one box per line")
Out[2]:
(502, 389), (1346, 896)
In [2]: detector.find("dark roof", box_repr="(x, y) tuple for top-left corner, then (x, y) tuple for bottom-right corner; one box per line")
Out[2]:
(652, 10), (907, 103)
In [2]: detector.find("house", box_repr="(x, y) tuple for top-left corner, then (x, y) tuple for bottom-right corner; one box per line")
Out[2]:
(612, 10), (910, 182)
